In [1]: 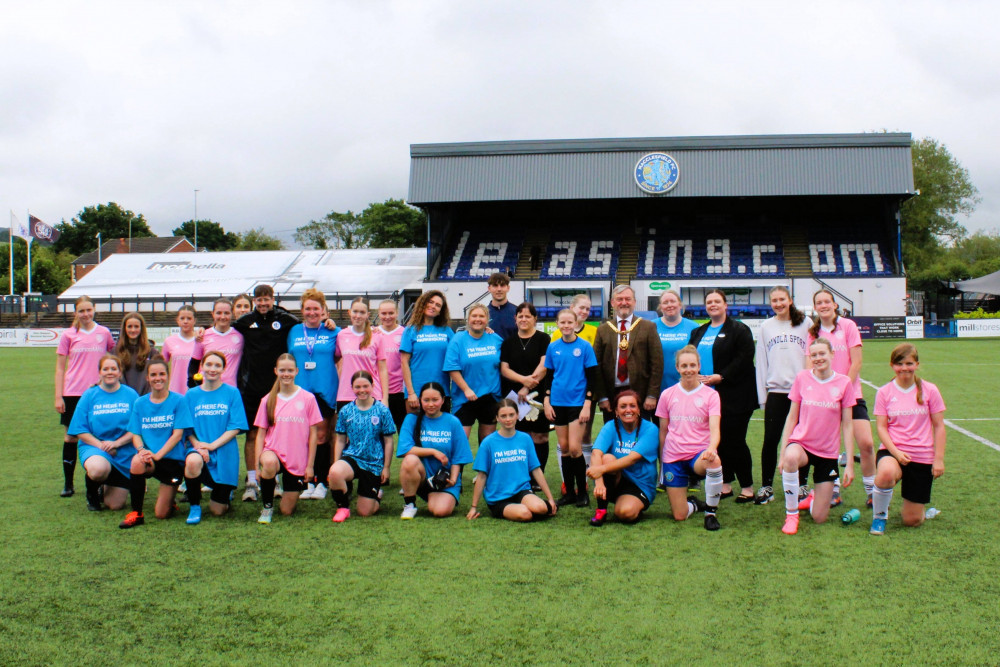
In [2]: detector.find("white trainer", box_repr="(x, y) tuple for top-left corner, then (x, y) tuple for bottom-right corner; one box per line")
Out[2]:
(312, 483), (328, 499)
(400, 503), (418, 520)
(300, 483), (316, 500)
(241, 485), (258, 502)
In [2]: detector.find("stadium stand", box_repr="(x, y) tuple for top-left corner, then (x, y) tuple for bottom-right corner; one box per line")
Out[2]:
(438, 231), (521, 280)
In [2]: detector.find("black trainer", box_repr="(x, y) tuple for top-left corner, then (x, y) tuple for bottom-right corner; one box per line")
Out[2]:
(704, 513), (721, 531)
(555, 494), (577, 507)
(86, 494), (102, 512)
(60, 486), (74, 498)
(574, 493), (590, 508)
(687, 495), (708, 513)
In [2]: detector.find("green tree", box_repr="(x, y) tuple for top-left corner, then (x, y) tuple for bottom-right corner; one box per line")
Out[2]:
(0, 242), (72, 294)
(54, 202), (154, 257)
(172, 220), (240, 251)
(234, 228), (284, 251)
(357, 199), (427, 248)
(294, 211), (372, 249)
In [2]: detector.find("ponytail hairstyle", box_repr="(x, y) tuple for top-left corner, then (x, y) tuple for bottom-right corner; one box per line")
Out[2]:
(496, 397), (519, 416)
(809, 337), (834, 354)
(769, 286), (805, 327)
(176, 305), (196, 331)
(266, 353), (297, 425)
(890, 343), (923, 405)
(612, 389), (644, 444)
(411, 381), (447, 450)
(72, 296), (95, 331)
(808, 289), (840, 340)
(116, 312), (151, 372)
(350, 297), (373, 348)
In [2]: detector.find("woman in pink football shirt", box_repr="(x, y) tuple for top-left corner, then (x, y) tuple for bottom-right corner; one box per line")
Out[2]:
(808, 289), (876, 506)
(870, 343), (946, 535)
(778, 338), (856, 535)
(335, 298), (389, 409)
(377, 299), (407, 431)
(655, 345), (724, 531)
(200, 298), (244, 388)
(161, 306), (202, 395)
(253, 354), (322, 524)
(54, 295), (116, 497)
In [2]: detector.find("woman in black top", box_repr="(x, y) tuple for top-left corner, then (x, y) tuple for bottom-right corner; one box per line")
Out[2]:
(500, 303), (550, 475)
(688, 289), (758, 502)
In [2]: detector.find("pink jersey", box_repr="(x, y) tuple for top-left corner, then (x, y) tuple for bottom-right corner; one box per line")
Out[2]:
(200, 327), (244, 387)
(253, 388), (323, 476)
(809, 317), (863, 399)
(335, 329), (386, 401)
(161, 334), (203, 395)
(57, 324), (116, 396)
(377, 325), (405, 394)
(787, 369), (856, 458)
(874, 380), (945, 464)
(655, 383), (721, 463)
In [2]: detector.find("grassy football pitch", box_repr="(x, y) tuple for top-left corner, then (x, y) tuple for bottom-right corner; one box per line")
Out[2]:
(2, 340), (1000, 665)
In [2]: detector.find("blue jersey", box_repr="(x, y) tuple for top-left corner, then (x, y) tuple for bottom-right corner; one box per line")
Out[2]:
(443, 330), (503, 414)
(400, 325), (454, 397)
(473, 430), (540, 504)
(185, 384), (248, 487)
(656, 317), (700, 391)
(544, 336), (598, 406)
(69, 384), (139, 478)
(128, 392), (194, 462)
(336, 401), (397, 476)
(594, 419), (659, 504)
(696, 324), (723, 376)
(396, 412), (473, 501)
(287, 323), (339, 407)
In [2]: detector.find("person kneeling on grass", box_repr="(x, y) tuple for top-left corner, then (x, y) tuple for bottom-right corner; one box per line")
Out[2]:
(655, 345), (724, 531)
(467, 399), (557, 522)
(68, 353), (138, 513)
(121, 357), (194, 529)
(870, 343), (947, 536)
(328, 371), (397, 523)
(182, 351), (248, 525)
(253, 354), (322, 524)
(778, 338), (856, 535)
(586, 391), (659, 526)
(396, 382), (473, 519)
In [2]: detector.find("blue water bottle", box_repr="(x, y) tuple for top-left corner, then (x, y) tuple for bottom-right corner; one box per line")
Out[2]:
(841, 508), (861, 525)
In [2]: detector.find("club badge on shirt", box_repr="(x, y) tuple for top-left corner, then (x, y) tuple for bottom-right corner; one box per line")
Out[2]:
(272, 321), (282, 330)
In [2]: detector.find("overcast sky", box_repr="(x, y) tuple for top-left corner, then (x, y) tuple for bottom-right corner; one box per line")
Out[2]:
(2, 1), (997, 247)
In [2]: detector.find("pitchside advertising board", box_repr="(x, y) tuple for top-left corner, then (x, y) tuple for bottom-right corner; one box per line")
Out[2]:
(0, 327), (176, 347)
(956, 319), (1000, 338)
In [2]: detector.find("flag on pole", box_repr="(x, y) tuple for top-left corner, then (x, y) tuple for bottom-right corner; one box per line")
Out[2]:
(11, 212), (31, 242)
(28, 215), (59, 245)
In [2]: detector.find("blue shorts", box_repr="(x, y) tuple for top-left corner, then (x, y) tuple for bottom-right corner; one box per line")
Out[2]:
(661, 450), (706, 488)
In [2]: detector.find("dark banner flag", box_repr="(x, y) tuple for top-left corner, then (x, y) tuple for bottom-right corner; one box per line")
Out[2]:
(28, 215), (60, 246)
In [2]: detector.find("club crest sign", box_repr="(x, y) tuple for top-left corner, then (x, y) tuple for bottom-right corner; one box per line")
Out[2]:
(634, 152), (680, 194)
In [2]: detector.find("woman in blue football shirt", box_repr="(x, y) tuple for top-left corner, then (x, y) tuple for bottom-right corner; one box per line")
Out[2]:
(400, 291), (454, 413)
(444, 304), (504, 442)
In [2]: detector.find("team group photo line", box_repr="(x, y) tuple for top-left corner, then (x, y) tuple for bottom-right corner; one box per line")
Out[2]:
(55, 272), (945, 535)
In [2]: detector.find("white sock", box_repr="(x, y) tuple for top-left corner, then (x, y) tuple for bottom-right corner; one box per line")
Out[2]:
(833, 476), (841, 495)
(247, 470), (257, 486)
(782, 470), (800, 514)
(873, 485), (893, 520)
(863, 475), (875, 496)
(582, 443), (592, 466)
(686, 501), (697, 519)
(705, 466), (723, 509)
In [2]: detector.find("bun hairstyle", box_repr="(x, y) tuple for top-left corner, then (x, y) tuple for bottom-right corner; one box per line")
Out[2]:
(769, 286), (805, 327)
(266, 353), (297, 424)
(890, 343), (924, 405)
(809, 289), (840, 340)
(116, 312), (151, 372)
(412, 382), (447, 449)
(72, 296), (95, 331)
(350, 297), (374, 348)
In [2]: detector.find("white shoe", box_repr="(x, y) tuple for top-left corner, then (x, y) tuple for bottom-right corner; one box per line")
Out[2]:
(242, 485), (258, 502)
(312, 483), (328, 499)
(300, 483), (316, 499)
(258, 507), (273, 524)
(400, 503), (418, 520)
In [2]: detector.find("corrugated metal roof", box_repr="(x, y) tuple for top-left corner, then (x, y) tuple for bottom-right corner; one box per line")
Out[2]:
(409, 133), (914, 203)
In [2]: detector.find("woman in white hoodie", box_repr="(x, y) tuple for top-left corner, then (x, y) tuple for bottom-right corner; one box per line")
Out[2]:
(753, 286), (810, 505)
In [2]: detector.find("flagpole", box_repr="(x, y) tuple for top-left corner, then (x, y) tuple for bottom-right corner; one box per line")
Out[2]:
(25, 210), (33, 294)
(8, 211), (13, 296)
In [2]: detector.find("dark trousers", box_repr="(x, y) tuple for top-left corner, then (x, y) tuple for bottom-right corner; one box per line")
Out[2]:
(719, 410), (754, 488)
(761, 392), (792, 488)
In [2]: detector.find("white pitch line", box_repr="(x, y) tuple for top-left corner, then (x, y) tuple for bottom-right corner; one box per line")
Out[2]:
(860, 378), (1000, 453)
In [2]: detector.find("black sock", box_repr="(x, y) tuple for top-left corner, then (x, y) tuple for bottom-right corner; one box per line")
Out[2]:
(331, 489), (350, 509)
(573, 456), (587, 497)
(404, 495), (416, 506)
(561, 456), (575, 496)
(185, 477), (202, 506)
(261, 477), (276, 508)
(85, 475), (100, 501)
(62, 441), (77, 488)
(597, 495), (608, 511)
(534, 440), (549, 472)
(130, 473), (146, 513)
(799, 466), (809, 487)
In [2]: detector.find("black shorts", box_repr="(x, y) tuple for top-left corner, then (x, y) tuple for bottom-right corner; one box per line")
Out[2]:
(877, 449), (933, 504)
(515, 413), (551, 435)
(551, 405), (583, 427)
(104, 466), (131, 490)
(455, 395), (499, 427)
(60, 395), (81, 428)
(140, 458), (185, 487)
(342, 456), (382, 500)
(192, 467), (236, 505)
(388, 392), (407, 431)
(243, 392), (266, 429)
(315, 395), (336, 420)
(487, 489), (533, 518)
(797, 448), (839, 484)
(336, 399), (352, 412)
(852, 397), (870, 422)
(278, 462), (307, 493)
(604, 474), (651, 511)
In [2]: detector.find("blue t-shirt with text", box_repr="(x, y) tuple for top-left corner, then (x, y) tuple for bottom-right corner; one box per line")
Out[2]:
(128, 392), (194, 462)
(697, 324), (724, 376)
(69, 384), (139, 478)
(288, 323), (339, 407)
(473, 430), (540, 504)
(594, 419), (660, 504)
(656, 317), (700, 391)
(400, 325), (454, 397)
(185, 383), (248, 486)
(443, 330), (503, 413)
(396, 412), (473, 501)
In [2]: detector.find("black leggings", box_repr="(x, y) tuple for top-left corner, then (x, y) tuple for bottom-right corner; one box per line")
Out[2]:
(313, 443), (331, 485)
(719, 410), (754, 488)
(761, 392), (792, 488)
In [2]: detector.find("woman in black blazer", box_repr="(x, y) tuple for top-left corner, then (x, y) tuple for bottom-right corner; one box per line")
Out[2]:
(688, 290), (758, 502)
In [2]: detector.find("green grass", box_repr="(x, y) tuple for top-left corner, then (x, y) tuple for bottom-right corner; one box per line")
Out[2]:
(2, 341), (1000, 665)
